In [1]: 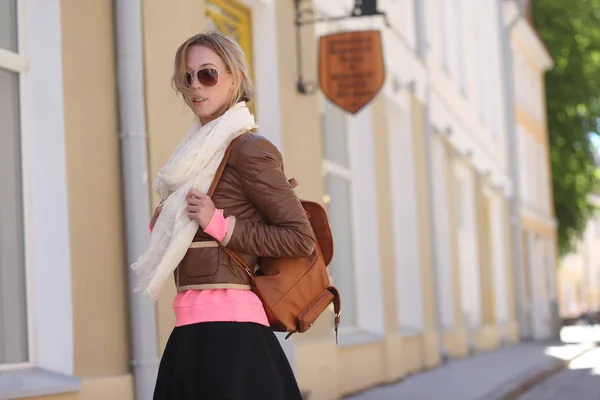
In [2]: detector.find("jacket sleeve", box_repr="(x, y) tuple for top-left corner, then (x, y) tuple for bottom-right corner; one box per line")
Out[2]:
(221, 135), (316, 258)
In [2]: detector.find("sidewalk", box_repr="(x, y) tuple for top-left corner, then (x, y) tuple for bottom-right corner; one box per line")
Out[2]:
(344, 339), (595, 400)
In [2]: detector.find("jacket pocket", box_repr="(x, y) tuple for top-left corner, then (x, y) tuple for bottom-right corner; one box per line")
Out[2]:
(178, 241), (220, 278)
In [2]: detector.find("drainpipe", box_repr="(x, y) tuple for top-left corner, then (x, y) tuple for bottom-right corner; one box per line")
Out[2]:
(114, 1), (160, 399)
(497, 0), (529, 341)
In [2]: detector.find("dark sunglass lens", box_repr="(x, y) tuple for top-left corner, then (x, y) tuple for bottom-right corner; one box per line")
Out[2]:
(184, 72), (193, 86)
(197, 69), (218, 87)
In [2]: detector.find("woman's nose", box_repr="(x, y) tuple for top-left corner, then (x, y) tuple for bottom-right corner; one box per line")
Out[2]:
(191, 77), (202, 90)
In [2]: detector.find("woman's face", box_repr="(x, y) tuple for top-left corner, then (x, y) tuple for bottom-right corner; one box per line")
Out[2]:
(185, 45), (234, 124)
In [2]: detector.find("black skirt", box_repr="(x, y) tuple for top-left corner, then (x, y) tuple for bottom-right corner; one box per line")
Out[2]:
(153, 322), (302, 400)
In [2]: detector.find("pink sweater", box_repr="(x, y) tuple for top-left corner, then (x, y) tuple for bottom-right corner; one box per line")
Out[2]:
(171, 210), (269, 327)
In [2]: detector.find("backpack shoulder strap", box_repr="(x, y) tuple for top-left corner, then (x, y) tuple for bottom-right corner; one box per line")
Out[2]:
(207, 137), (240, 197)
(205, 135), (254, 276)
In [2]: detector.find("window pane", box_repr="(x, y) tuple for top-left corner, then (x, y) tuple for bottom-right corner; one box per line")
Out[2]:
(325, 173), (357, 327)
(0, 0), (18, 52)
(0, 67), (28, 364)
(322, 100), (349, 167)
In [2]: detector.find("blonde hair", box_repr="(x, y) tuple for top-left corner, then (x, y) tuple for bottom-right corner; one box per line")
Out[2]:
(172, 31), (254, 109)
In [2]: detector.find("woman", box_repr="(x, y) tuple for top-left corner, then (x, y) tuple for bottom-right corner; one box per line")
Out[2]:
(131, 31), (316, 399)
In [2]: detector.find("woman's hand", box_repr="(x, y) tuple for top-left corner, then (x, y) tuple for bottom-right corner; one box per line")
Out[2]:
(186, 189), (216, 229)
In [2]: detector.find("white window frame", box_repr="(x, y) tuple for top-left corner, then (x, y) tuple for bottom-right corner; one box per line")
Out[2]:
(0, 0), (78, 397)
(386, 97), (424, 335)
(320, 97), (385, 345)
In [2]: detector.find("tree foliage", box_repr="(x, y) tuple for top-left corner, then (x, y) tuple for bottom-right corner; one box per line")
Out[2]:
(532, 0), (600, 257)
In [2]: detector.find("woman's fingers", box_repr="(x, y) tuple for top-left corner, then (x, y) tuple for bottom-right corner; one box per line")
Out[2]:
(186, 204), (202, 213)
(187, 188), (207, 199)
(186, 196), (209, 207)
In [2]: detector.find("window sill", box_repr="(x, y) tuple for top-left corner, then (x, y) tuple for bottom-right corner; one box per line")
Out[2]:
(338, 330), (383, 348)
(400, 327), (424, 338)
(0, 368), (80, 399)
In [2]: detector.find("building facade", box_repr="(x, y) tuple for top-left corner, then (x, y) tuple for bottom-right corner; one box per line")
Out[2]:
(558, 193), (600, 321)
(424, 0), (518, 359)
(0, 0), (557, 399)
(508, 0), (559, 340)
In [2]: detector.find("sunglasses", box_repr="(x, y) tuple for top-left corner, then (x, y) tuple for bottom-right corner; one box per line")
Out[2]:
(185, 68), (220, 87)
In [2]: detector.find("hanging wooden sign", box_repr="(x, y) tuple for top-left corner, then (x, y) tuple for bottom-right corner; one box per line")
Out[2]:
(318, 30), (385, 114)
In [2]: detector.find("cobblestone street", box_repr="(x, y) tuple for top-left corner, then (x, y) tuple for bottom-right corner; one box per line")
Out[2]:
(518, 347), (600, 400)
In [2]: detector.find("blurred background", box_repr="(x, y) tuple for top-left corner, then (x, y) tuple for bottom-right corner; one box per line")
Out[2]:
(1, 0), (599, 399)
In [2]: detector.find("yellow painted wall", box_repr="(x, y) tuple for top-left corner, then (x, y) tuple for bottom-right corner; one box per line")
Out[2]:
(21, 376), (134, 400)
(372, 95), (400, 341)
(61, 0), (131, 380)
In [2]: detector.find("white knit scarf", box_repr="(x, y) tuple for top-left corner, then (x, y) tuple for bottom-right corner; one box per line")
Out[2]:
(131, 101), (257, 299)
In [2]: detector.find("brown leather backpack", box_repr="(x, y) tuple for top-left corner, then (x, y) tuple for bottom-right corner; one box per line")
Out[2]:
(208, 139), (342, 343)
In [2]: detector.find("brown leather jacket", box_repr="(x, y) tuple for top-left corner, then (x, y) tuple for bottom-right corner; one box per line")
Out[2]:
(151, 133), (316, 292)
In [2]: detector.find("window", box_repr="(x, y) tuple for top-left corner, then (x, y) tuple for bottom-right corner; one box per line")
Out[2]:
(384, 0), (417, 50)
(206, 0), (252, 72)
(519, 131), (537, 207)
(431, 136), (455, 330)
(528, 136), (537, 206)
(321, 99), (384, 340)
(387, 99), (423, 333)
(206, 0), (254, 112)
(513, 48), (529, 108)
(0, 0), (28, 366)
(474, 3), (486, 124)
(1, 1), (77, 396)
(537, 144), (549, 212)
(533, 75), (543, 121)
(445, 0), (458, 79)
(486, 190), (508, 324)
(322, 100), (357, 328)
(436, 0), (448, 70)
(517, 126), (528, 201)
(455, 0), (467, 94)
(0, 0), (18, 52)
(454, 164), (482, 329)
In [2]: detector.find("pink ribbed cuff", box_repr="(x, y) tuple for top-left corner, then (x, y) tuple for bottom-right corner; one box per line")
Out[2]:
(203, 209), (230, 243)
